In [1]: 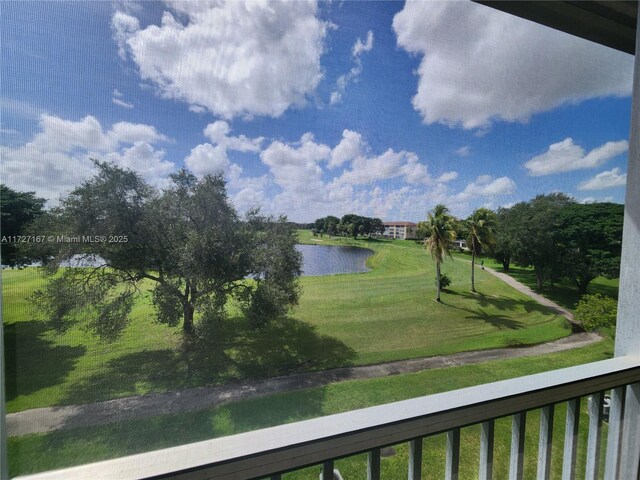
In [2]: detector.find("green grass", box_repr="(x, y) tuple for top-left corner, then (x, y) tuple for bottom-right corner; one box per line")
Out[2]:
(474, 254), (619, 312)
(8, 337), (613, 477)
(296, 231), (570, 366)
(4, 232), (572, 412)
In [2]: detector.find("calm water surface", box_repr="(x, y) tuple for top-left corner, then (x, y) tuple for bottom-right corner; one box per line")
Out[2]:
(296, 244), (373, 276)
(13, 248), (374, 277)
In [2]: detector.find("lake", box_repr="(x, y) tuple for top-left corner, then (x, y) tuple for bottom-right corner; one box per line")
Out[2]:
(296, 244), (373, 276)
(10, 246), (374, 277)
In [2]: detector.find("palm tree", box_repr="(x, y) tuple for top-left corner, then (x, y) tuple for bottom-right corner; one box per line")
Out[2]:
(466, 208), (498, 293)
(424, 204), (457, 302)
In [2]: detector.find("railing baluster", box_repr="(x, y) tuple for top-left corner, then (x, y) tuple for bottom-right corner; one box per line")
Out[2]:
(536, 404), (554, 480)
(446, 428), (461, 480)
(509, 412), (526, 480)
(618, 382), (640, 480)
(585, 392), (604, 480)
(561, 397), (580, 480)
(368, 447), (381, 480)
(479, 420), (494, 480)
(408, 438), (423, 480)
(322, 460), (334, 480)
(604, 387), (625, 480)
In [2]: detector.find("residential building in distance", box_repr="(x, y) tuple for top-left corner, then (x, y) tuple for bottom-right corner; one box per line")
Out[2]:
(454, 238), (467, 250)
(382, 221), (417, 240)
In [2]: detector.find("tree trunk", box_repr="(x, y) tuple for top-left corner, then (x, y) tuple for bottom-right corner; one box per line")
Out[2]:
(436, 261), (442, 302)
(471, 250), (476, 292)
(577, 276), (592, 295)
(183, 302), (194, 334)
(534, 268), (544, 290)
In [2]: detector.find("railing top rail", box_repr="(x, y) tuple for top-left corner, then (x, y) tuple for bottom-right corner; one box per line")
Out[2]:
(16, 356), (640, 480)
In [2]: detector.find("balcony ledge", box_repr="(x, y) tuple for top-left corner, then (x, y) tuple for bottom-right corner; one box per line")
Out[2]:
(15, 355), (640, 480)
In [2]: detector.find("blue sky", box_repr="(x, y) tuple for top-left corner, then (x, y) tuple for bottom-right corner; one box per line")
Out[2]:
(1, 1), (634, 222)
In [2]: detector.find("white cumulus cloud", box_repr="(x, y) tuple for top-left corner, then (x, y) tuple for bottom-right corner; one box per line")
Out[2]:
(203, 121), (263, 153)
(338, 149), (429, 186)
(0, 114), (173, 202)
(578, 167), (627, 190)
(256, 129), (466, 220)
(185, 144), (229, 177)
(329, 129), (367, 168)
(184, 121), (266, 209)
(112, 1), (328, 119)
(393, 1), (633, 129)
(524, 138), (628, 176)
(448, 175), (516, 215)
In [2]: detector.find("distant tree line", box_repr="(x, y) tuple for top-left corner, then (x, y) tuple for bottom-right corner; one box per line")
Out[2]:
(309, 214), (385, 239)
(1, 185), (46, 266)
(490, 193), (623, 293)
(423, 193), (623, 301)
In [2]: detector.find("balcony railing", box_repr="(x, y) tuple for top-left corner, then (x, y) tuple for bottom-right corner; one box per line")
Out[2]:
(15, 355), (640, 480)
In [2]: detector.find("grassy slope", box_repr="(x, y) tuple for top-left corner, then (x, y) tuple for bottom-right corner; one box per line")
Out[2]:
(296, 231), (570, 364)
(8, 338), (613, 477)
(4, 232), (570, 412)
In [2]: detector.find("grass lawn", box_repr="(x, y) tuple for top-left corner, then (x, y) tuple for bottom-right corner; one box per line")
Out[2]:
(4, 231), (571, 412)
(8, 337), (614, 477)
(469, 253), (619, 312)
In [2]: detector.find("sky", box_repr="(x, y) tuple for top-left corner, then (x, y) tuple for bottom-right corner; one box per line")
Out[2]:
(1, 1), (634, 223)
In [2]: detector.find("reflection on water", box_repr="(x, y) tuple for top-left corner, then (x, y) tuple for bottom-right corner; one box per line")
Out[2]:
(5, 249), (373, 277)
(296, 244), (373, 276)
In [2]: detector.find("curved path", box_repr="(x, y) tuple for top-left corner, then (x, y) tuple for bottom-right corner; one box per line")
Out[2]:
(481, 264), (577, 325)
(7, 267), (600, 437)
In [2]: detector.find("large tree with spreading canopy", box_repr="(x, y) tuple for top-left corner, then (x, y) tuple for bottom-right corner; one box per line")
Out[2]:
(34, 162), (302, 340)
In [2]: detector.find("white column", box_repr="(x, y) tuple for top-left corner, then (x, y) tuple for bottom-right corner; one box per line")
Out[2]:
(613, 11), (640, 480)
(509, 413), (526, 480)
(585, 392), (604, 480)
(562, 398), (581, 480)
(537, 405), (554, 480)
(615, 0), (640, 362)
(618, 383), (640, 480)
(479, 420), (495, 480)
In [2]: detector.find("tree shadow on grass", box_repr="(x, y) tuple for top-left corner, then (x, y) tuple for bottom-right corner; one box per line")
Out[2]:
(589, 282), (618, 299)
(438, 290), (566, 331)
(3, 321), (85, 402)
(230, 316), (358, 379)
(463, 309), (525, 330)
(11, 388), (328, 476)
(61, 316), (356, 406)
(61, 348), (189, 405)
(448, 289), (583, 332)
(445, 290), (556, 317)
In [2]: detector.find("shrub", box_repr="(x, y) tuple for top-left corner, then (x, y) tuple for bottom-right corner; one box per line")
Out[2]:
(437, 274), (452, 289)
(574, 294), (617, 331)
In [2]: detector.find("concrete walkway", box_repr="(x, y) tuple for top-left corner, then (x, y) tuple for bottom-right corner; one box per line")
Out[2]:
(481, 264), (577, 325)
(7, 266), (599, 437)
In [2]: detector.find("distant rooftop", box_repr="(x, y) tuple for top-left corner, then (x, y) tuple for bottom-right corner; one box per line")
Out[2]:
(383, 221), (417, 227)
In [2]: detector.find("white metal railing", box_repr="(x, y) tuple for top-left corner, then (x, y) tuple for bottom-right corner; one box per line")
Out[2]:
(14, 356), (640, 480)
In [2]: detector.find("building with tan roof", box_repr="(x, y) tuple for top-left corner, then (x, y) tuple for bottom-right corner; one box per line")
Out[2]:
(382, 221), (417, 240)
